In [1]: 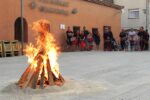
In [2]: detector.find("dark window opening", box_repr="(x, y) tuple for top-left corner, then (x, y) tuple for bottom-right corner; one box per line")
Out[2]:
(103, 26), (111, 32)
(73, 26), (80, 36)
(92, 28), (98, 34)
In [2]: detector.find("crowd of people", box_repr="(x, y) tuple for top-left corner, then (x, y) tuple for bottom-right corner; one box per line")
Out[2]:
(66, 26), (150, 51)
(66, 26), (100, 51)
(119, 27), (149, 51)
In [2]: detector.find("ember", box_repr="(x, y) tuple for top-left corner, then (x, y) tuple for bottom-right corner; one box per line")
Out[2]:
(17, 20), (65, 89)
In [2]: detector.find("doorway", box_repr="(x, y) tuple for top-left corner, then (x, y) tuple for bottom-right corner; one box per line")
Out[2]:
(14, 17), (28, 43)
(103, 26), (111, 33)
(92, 28), (98, 34)
(73, 26), (80, 36)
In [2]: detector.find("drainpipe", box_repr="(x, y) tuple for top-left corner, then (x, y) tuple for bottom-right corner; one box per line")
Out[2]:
(21, 0), (24, 55)
(146, 0), (149, 31)
(146, 0), (150, 50)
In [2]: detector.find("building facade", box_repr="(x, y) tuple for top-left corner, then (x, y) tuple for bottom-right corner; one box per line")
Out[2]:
(0, 0), (122, 49)
(115, 0), (150, 30)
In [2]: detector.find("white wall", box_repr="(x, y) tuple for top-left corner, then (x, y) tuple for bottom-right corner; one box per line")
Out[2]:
(114, 0), (147, 30)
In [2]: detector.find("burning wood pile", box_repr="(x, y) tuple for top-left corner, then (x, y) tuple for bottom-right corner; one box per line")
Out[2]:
(17, 20), (65, 89)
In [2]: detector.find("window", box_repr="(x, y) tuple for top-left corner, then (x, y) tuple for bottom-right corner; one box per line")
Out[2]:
(128, 9), (139, 19)
(92, 28), (98, 34)
(103, 26), (111, 32)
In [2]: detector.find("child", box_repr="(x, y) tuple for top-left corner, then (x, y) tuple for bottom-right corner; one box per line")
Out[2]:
(78, 32), (86, 51)
(87, 33), (94, 51)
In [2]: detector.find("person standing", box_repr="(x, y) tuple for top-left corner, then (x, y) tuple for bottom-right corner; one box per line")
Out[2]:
(78, 31), (86, 51)
(76, 30), (81, 48)
(128, 29), (137, 51)
(83, 26), (89, 50)
(143, 30), (149, 50)
(103, 28), (113, 51)
(87, 33), (94, 51)
(119, 29), (126, 51)
(138, 27), (145, 51)
(93, 30), (100, 50)
(66, 26), (74, 47)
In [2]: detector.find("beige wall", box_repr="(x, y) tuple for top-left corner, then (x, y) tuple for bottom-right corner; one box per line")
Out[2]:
(115, 0), (147, 29)
(0, 0), (121, 49)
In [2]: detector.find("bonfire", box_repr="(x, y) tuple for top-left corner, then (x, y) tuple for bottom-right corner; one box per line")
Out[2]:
(17, 20), (65, 89)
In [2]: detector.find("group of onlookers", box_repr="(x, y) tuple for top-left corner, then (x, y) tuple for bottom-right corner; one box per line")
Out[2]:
(66, 26), (149, 51)
(66, 26), (100, 51)
(119, 27), (149, 51)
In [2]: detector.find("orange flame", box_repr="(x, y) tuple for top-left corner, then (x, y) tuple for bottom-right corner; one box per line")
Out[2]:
(24, 20), (60, 79)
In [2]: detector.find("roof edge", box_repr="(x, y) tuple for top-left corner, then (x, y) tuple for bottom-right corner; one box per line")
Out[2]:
(83, 0), (124, 10)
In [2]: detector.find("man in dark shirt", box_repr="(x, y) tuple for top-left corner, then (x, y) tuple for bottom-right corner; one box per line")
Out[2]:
(143, 30), (149, 50)
(93, 30), (100, 50)
(83, 26), (89, 50)
(138, 27), (145, 51)
(119, 29), (127, 50)
(103, 28), (114, 51)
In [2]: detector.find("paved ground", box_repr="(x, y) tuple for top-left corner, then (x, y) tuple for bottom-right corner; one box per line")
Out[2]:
(0, 51), (150, 100)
